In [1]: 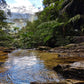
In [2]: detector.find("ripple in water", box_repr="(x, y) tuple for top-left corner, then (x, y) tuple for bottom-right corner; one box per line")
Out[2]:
(0, 49), (60, 84)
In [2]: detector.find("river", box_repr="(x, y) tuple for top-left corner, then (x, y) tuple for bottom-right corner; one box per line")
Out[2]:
(0, 49), (60, 84)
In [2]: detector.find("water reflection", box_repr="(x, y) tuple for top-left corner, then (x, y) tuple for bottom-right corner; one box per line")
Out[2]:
(0, 49), (59, 84)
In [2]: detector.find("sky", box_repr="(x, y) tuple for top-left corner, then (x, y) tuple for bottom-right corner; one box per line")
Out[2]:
(5, 0), (43, 13)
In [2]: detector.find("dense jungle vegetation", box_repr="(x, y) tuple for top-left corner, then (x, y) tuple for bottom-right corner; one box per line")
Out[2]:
(0, 0), (84, 48)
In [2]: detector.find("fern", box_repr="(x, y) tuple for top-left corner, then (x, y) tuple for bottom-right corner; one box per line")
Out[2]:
(36, 20), (64, 44)
(68, 14), (80, 23)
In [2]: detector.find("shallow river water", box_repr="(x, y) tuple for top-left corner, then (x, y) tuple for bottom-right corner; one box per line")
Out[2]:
(0, 49), (60, 84)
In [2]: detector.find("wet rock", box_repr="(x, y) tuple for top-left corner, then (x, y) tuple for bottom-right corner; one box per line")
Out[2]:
(75, 82), (84, 84)
(3, 49), (12, 53)
(9, 47), (16, 50)
(58, 54), (68, 57)
(0, 62), (4, 66)
(53, 64), (71, 73)
(61, 44), (77, 49)
(30, 82), (68, 84)
(0, 53), (8, 56)
(0, 47), (15, 53)
(30, 82), (53, 84)
(37, 46), (50, 51)
(66, 79), (84, 84)
(76, 49), (84, 52)
(71, 61), (84, 68)
(53, 62), (84, 80)
(48, 42), (84, 55)
(49, 49), (55, 52)
(0, 67), (8, 73)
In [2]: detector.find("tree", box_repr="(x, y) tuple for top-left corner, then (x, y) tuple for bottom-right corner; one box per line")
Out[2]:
(62, 0), (84, 35)
(15, 0), (84, 48)
(0, 10), (7, 29)
(43, 0), (57, 7)
(0, 9), (13, 47)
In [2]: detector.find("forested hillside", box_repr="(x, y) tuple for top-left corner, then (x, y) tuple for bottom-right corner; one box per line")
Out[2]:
(0, 0), (84, 48)
(16, 0), (84, 48)
(0, 0), (84, 83)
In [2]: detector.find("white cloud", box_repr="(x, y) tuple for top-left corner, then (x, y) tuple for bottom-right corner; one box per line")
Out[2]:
(7, 0), (43, 14)
(12, 0), (32, 8)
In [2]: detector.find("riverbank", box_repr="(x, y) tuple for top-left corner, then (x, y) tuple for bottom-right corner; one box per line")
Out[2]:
(37, 42), (84, 84)
(0, 47), (15, 73)
(0, 42), (84, 84)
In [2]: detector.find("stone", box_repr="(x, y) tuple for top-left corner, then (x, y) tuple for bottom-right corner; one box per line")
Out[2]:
(3, 49), (12, 53)
(0, 62), (4, 66)
(37, 46), (50, 50)
(53, 62), (84, 80)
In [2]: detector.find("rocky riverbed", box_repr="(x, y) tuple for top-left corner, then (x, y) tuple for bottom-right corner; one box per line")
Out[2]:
(37, 42), (84, 84)
(0, 42), (84, 84)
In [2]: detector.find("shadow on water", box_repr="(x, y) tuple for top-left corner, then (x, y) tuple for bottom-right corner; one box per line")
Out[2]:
(0, 49), (60, 84)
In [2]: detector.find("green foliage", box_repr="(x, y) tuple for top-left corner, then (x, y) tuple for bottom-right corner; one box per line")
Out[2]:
(38, 0), (64, 22)
(68, 14), (81, 23)
(0, 10), (7, 29)
(0, 10), (13, 47)
(81, 25), (84, 32)
(36, 20), (64, 44)
(0, 10), (6, 21)
(17, 19), (65, 48)
(43, 0), (56, 7)
(0, 29), (13, 47)
(14, 0), (84, 48)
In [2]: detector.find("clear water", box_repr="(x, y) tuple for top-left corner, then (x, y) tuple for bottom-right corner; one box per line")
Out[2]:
(0, 49), (59, 84)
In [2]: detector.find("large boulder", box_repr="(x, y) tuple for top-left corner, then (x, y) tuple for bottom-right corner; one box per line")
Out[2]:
(53, 61), (84, 80)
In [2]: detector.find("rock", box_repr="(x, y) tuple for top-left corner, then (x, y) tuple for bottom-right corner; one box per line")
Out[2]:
(71, 61), (84, 68)
(73, 36), (84, 43)
(2, 48), (15, 53)
(0, 53), (8, 56)
(75, 82), (84, 84)
(0, 67), (8, 73)
(30, 82), (53, 84)
(66, 79), (84, 84)
(53, 62), (84, 80)
(0, 62), (4, 66)
(53, 64), (71, 73)
(0, 47), (15, 53)
(76, 49), (84, 52)
(8, 47), (16, 50)
(49, 49), (55, 52)
(37, 46), (50, 51)
(30, 81), (68, 84)
(3, 49), (12, 53)
(63, 44), (77, 49)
